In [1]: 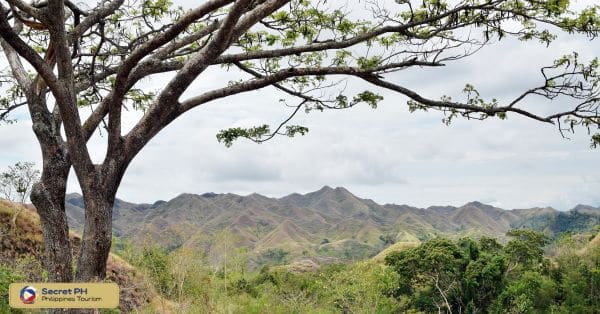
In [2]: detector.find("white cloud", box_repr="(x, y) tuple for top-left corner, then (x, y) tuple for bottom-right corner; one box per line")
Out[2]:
(1, 1), (599, 211)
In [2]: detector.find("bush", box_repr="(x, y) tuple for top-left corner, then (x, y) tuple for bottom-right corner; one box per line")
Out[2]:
(0, 264), (24, 314)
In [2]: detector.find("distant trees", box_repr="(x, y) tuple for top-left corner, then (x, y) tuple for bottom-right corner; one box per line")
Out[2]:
(504, 229), (549, 274)
(385, 237), (470, 312)
(379, 233), (396, 246)
(259, 248), (290, 266)
(0, 161), (39, 204)
(0, 162), (39, 229)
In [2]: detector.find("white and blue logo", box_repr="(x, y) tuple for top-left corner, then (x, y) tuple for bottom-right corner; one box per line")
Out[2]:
(20, 286), (36, 304)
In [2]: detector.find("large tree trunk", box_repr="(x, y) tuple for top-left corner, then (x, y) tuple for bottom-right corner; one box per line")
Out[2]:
(30, 159), (72, 283)
(75, 190), (114, 281)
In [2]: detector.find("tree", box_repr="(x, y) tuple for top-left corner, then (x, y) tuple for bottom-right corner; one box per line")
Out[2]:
(504, 229), (549, 274)
(379, 233), (396, 247)
(491, 271), (557, 313)
(0, 0), (598, 287)
(386, 238), (466, 313)
(0, 161), (39, 229)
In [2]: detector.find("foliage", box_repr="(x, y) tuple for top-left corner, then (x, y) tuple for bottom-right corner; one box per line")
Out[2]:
(0, 264), (23, 313)
(255, 248), (290, 266)
(384, 229), (599, 313)
(140, 246), (174, 296)
(491, 271), (557, 314)
(513, 211), (600, 237)
(379, 233), (396, 246)
(113, 227), (598, 313)
(317, 240), (380, 261)
(504, 229), (549, 273)
(0, 255), (47, 313)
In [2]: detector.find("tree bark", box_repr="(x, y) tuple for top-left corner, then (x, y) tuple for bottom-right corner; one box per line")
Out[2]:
(74, 190), (114, 281)
(30, 158), (72, 284)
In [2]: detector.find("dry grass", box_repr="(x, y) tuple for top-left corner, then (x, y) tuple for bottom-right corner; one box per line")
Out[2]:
(577, 232), (600, 256)
(0, 198), (177, 313)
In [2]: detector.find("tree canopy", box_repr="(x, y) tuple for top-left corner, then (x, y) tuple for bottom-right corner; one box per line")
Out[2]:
(1, 0), (599, 150)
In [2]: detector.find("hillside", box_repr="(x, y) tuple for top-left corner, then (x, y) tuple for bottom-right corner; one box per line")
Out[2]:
(0, 199), (167, 313)
(513, 210), (600, 235)
(64, 186), (600, 264)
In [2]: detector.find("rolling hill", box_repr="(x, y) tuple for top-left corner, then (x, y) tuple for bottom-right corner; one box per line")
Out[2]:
(64, 186), (600, 264)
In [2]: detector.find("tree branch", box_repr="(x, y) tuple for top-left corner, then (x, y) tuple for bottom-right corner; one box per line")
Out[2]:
(0, 4), (59, 94)
(44, 0), (95, 182)
(70, 0), (123, 40)
(102, 0), (235, 161)
(361, 75), (553, 123)
(5, 0), (43, 22)
(121, 0), (268, 160)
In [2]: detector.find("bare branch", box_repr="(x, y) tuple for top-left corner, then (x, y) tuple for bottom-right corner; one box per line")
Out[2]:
(71, 0), (124, 39)
(180, 60), (442, 111)
(5, 0), (43, 22)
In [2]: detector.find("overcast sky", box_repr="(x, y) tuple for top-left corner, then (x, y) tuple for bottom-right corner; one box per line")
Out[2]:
(1, 1), (599, 210)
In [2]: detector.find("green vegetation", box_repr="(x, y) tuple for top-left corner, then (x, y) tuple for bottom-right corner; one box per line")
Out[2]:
(2, 199), (599, 313)
(384, 230), (600, 313)
(0, 200), (159, 313)
(316, 240), (380, 261)
(0, 265), (23, 313)
(119, 245), (401, 313)
(514, 211), (600, 237)
(113, 228), (599, 313)
(255, 248), (290, 266)
(0, 255), (48, 314)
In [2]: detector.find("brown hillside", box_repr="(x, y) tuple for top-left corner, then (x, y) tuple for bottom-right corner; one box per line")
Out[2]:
(63, 187), (599, 266)
(578, 232), (600, 256)
(0, 199), (158, 313)
(256, 220), (314, 253)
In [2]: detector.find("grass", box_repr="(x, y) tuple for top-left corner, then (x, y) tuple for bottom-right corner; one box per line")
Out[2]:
(0, 198), (174, 313)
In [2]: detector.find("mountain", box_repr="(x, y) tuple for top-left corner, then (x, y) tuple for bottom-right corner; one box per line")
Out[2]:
(572, 204), (600, 215)
(63, 187), (600, 264)
(512, 210), (600, 236)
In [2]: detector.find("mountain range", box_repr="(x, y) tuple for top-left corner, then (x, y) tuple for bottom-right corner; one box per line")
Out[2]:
(64, 186), (600, 264)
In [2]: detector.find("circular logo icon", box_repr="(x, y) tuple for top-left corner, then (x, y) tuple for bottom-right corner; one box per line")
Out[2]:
(20, 286), (36, 304)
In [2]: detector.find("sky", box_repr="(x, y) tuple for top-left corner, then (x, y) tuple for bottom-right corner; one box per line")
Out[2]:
(1, 0), (599, 210)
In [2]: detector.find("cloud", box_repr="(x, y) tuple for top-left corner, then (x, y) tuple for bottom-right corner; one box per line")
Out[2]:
(0, 108), (42, 166)
(2, 1), (600, 211)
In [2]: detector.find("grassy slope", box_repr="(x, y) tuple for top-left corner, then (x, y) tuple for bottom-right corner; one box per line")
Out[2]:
(0, 199), (174, 313)
(371, 241), (420, 263)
